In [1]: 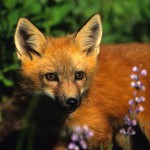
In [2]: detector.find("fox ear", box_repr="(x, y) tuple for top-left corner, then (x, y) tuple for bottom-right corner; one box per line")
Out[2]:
(14, 18), (47, 60)
(75, 14), (102, 55)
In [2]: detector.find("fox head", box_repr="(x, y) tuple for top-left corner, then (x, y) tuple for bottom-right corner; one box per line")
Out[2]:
(14, 14), (102, 113)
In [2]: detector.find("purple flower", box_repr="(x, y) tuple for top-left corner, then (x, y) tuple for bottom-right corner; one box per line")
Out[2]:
(130, 81), (137, 88)
(132, 66), (139, 72)
(86, 131), (94, 138)
(120, 66), (147, 138)
(131, 81), (145, 91)
(124, 115), (131, 125)
(128, 109), (133, 115)
(141, 69), (147, 76)
(83, 125), (94, 138)
(137, 81), (142, 87)
(79, 140), (87, 149)
(74, 126), (81, 132)
(71, 133), (79, 142)
(119, 128), (126, 135)
(119, 126), (136, 136)
(139, 96), (145, 102)
(68, 143), (74, 149)
(135, 96), (145, 103)
(136, 106), (144, 113)
(131, 119), (137, 126)
(126, 126), (136, 135)
(135, 97), (139, 103)
(139, 106), (144, 112)
(68, 125), (94, 150)
(128, 99), (134, 105)
(130, 74), (138, 80)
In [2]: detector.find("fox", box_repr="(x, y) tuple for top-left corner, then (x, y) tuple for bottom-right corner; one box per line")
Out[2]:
(0, 14), (150, 150)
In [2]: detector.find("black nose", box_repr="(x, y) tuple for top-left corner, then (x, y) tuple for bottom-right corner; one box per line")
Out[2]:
(66, 98), (78, 109)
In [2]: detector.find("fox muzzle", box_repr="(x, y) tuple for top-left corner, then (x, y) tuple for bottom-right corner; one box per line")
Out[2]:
(56, 96), (81, 113)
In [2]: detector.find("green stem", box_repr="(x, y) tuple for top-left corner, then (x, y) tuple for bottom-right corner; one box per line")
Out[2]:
(27, 125), (36, 150)
(22, 95), (41, 127)
(123, 135), (130, 150)
(16, 129), (27, 150)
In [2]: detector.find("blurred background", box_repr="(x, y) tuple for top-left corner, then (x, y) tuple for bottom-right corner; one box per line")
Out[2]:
(0, 0), (150, 99)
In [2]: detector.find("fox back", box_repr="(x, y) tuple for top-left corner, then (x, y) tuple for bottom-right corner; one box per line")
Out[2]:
(13, 14), (150, 149)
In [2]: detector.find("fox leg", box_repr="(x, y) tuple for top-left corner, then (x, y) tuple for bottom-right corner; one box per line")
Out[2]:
(115, 132), (132, 150)
(87, 123), (113, 150)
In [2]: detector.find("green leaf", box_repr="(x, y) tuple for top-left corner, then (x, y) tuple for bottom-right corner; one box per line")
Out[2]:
(2, 64), (19, 72)
(22, 0), (42, 14)
(2, 0), (17, 9)
(0, 72), (14, 87)
(7, 10), (20, 27)
(44, 3), (73, 34)
(3, 79), (14, 87)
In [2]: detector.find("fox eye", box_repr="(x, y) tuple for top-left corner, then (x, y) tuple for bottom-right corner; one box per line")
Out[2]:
(45, 73), (59, 81)
(75, 71), (85, 80)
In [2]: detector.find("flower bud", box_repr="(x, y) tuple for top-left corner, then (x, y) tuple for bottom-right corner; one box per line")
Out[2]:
(132, 66), (139, 72)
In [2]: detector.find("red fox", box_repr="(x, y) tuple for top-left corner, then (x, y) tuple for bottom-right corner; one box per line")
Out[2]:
(1, 14), (150, 150)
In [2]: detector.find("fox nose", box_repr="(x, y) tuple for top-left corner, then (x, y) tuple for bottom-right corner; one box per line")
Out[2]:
(66, 98), (78, 109)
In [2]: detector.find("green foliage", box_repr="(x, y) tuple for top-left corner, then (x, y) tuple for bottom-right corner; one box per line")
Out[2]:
(0, 0), (150, 96)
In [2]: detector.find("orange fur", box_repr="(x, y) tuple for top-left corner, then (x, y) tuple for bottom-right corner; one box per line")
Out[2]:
(13, 14), (150, 149)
